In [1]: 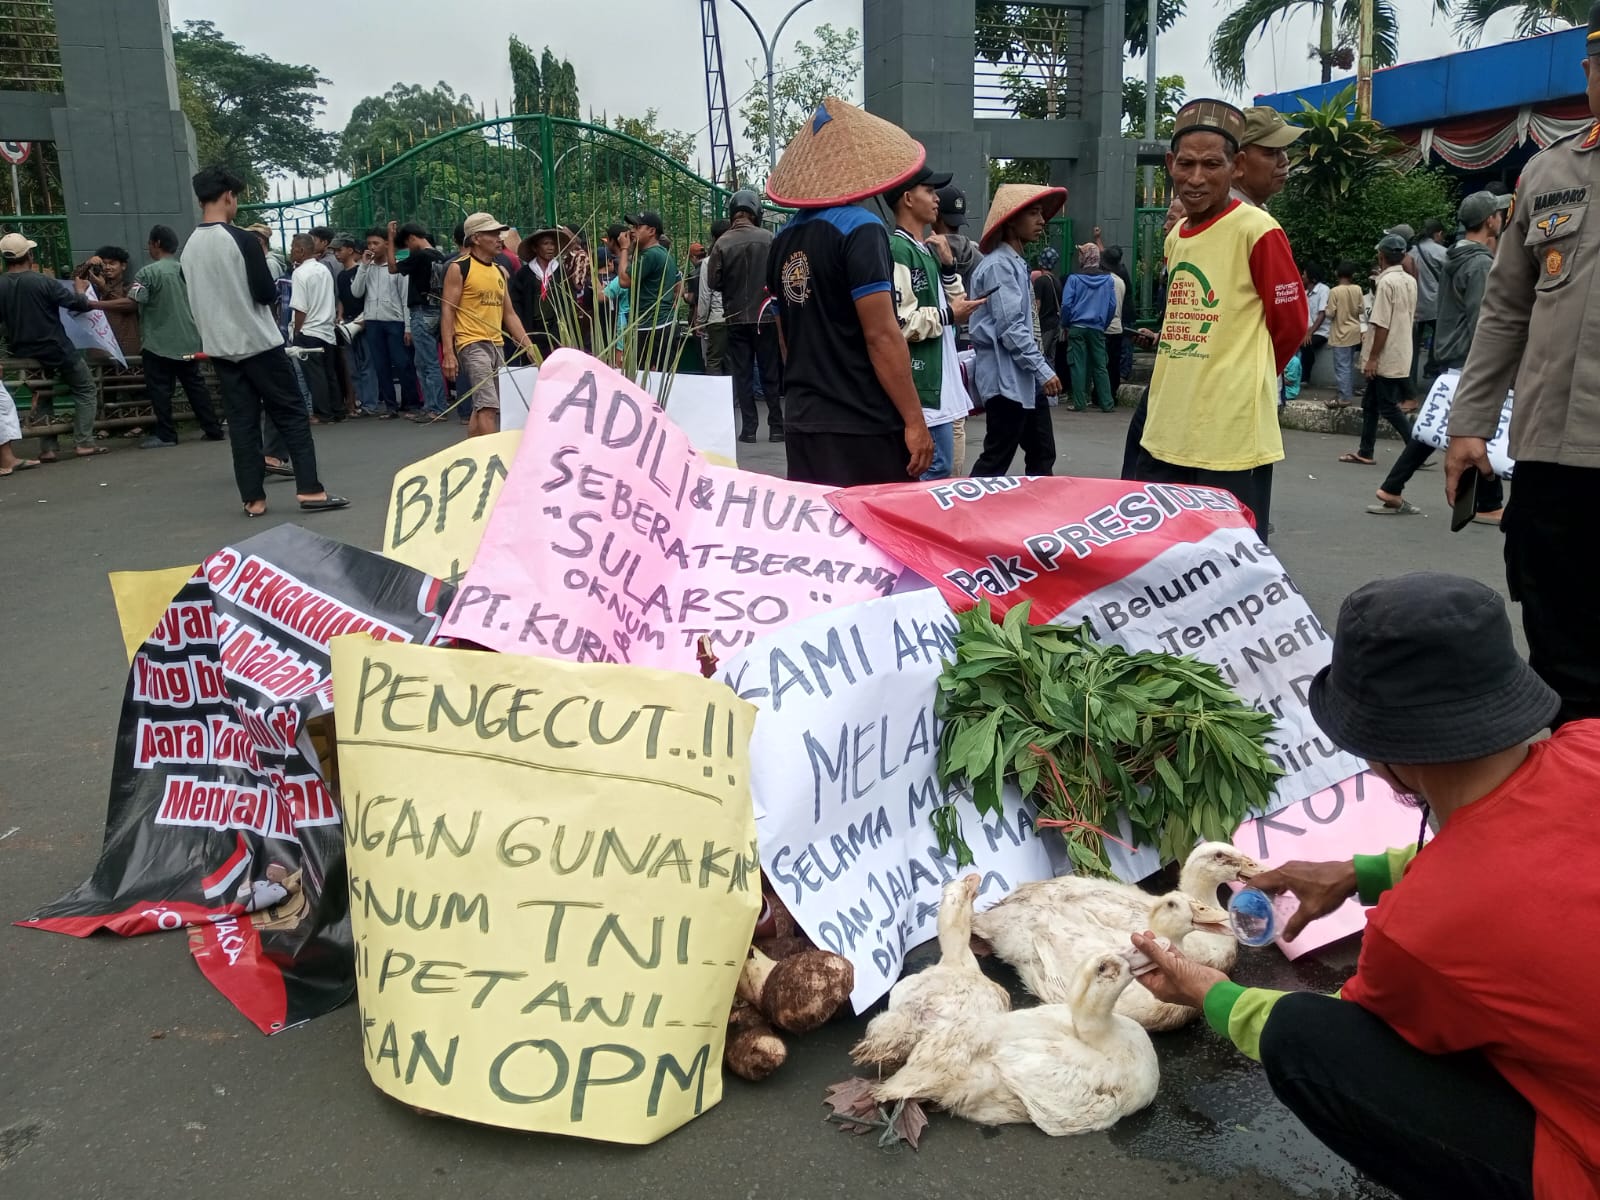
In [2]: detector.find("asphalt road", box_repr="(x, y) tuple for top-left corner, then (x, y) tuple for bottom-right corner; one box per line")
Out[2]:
(0, 404), (1509, 1200)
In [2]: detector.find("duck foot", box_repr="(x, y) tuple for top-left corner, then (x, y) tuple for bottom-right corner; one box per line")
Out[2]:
(822, 1078), (928, 1149)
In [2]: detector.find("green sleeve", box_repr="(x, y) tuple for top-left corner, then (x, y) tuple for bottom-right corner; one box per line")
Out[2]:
(1352, 844), (1419, 905)
(1204, 983), (1343, 1062)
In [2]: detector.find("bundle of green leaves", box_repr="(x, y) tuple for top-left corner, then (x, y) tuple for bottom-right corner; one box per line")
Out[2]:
(934, 601), (1282, 876)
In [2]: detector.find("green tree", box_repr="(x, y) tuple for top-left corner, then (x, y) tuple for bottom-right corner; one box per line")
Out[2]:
(737, 24), (863, 186)
(1287, 85), (1403, 206)
(1124, 0), (1188, 56)
(172, 20), (336, 193)
(1122, 74), (1187, 138)
(1448, 0), (1586, 42)
(338, 83), (480, 173)
(1207, 0), (1399, 89)
(1274, 166), (1457, 279)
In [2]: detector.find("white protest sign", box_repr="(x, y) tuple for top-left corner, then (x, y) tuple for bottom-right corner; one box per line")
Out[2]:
(499, 365), (737, 466)
(1410, 370), (1515, 478)
(59, 283), (127, 367)
(719, 588), (1055, 1011)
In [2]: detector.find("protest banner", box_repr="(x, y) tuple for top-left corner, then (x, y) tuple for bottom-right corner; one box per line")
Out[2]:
(60, 283), (127, 366)
(330, 636), (759, 1142)
(109, 564), (202, 663)
(443, 350), (903, 672)
(831, 477), (1365, 881)
(1233, 771), (1422, 958)
(383, 432), (519, 586)
(1409, 370), (1515, 477)
(499, 366), (738, 466)
(23, 526), (454, 1034)
(720, 588), (1054, 1010)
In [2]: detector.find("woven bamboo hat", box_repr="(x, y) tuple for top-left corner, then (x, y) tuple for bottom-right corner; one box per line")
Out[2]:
(979, 184), (1068, 252)
(766, 97), (926, 209)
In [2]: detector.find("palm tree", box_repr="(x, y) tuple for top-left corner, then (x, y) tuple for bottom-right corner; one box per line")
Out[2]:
(1448, 0), (1586, 44)
(1208, 0), (1399, 90)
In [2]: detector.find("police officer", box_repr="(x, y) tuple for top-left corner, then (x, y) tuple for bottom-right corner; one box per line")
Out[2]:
(1446, 2), (1600, 726)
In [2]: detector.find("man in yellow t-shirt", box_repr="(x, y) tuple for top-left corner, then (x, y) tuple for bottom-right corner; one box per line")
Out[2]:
(1133, 99), (1307, 542)
(441, 210), (535, 438)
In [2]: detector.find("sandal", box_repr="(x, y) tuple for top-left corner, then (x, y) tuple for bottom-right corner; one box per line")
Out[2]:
(264, 462), (295, 478)
(1366, 499), (1420, 515)
(1338, 453), (1375, 465)
(73, 445), (109, 457)
(244, 503), (267, 518)
(0, 458), (41, 476)
(298, 495), (350, 512)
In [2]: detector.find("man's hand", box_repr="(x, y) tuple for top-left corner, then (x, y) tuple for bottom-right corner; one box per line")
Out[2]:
(1042, 374), (1063, 397)
(403, 330), (412, 347)
(442, 350), (458, 381)
(1134, 327), (1159, 347)
(1445, 436), (1492, 505)
(72, 276), (91, 294)
(925, 233), (954, 267)
(387, 220), (399, 242)
(904, 420), (934, 479)
(1247, 859), (1358, 941)
(949, 295), (986, 324)
(1129, 932), (1228, 1010)
(1363, 358), (1378, 379)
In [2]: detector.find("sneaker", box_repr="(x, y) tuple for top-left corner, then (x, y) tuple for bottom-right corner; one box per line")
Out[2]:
(139, 435), (177, 449)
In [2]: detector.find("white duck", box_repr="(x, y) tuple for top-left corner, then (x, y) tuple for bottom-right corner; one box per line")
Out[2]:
(850, 873), (1010, 1069)
(871, 945), (1158, 1136)
(979, 890), (1229, 1031)
(972, 841), (1260, 971)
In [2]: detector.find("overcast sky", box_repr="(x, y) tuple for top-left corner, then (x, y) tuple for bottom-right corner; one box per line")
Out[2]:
(170, 0), (1547, 180)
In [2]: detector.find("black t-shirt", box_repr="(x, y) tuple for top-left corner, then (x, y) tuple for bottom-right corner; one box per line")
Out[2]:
(1033, 271), (1060, 331)
(397, 246), (445, 308)
(0, 269), (90, 366)
(767, 206), (897, 434)
(336, 265), (364, 321)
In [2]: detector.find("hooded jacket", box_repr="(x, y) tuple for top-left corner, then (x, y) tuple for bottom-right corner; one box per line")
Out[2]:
(1430, 239), (1493, 371)
(1061, 271), (1118, 331)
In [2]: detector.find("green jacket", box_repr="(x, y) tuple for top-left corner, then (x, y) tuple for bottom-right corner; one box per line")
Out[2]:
(890, 229), (946, 409)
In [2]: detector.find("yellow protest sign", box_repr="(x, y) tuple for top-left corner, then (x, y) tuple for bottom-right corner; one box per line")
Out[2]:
(108, 564), (200, 663)
(382, 431), (519, 585)
(329, 636), (760, 1142)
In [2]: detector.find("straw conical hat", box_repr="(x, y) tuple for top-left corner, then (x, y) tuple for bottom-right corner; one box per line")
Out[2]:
(979, 184), (1069, 252)
(766, 97), (926, 209)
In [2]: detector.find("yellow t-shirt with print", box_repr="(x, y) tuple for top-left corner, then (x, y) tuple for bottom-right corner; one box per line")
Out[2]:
(1143, 201), (1293, 473)
(453, 255), (508, 351)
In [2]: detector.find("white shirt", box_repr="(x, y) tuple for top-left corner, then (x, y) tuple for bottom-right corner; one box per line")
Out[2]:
(926, 326), (974, 429)
(1107, 273), (1127, 335)
(290, 258), (336, 344)
(1307, 281), (1331, 338)
(351, 261), (407, 323)
(181, 223), (284, 361)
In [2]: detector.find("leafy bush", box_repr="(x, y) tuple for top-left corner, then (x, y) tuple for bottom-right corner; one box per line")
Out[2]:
(1275, 165), (1460, 281)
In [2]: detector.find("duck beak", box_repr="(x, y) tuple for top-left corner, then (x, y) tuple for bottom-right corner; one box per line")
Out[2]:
(1236, 857), (1265, 880)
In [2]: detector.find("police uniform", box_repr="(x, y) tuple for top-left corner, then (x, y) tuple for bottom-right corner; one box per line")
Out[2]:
(1448, 4), (1600, 724)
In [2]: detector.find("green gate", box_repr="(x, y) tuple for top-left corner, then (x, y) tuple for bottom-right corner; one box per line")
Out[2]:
(241, 114), (742, 257)
(1132, 204), (1170, 328)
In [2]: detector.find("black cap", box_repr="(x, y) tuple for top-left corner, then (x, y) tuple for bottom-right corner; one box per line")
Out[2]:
(1308, 574), (1559, 764)
(627, 211), (665, 234)
(936, 184), (968, 227)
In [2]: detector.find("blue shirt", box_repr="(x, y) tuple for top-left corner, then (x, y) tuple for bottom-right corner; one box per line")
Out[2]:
(1061, 272), (1117, 331)
(968, 243), (1054, 408)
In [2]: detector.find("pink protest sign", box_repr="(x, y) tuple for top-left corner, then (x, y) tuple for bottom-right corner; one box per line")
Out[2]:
(1233, 771), (1424, 959)
(442, 350), (904, 669)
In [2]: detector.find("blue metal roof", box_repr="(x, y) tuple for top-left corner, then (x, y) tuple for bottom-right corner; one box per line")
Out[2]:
(1254, 27), (1587, 127)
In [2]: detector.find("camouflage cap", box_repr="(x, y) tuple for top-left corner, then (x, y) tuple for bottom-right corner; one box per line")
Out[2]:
(1171, 99), (1247, 150)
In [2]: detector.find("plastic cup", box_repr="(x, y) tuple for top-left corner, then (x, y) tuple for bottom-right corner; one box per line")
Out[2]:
(1227, 886), (1299, 947)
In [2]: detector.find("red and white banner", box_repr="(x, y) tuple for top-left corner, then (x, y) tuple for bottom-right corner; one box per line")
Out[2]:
(831, 476), (1366, 883)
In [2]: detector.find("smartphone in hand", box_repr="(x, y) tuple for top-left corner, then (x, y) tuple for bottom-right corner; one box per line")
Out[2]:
(1450, 463), (1481, 533)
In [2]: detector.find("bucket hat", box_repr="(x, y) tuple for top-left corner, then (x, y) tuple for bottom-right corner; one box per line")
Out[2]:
(978, 183), (1067, 253)
(765, 97), (926, 209)
(462, 212), (508, 239)
(1308, 573), (1560, 764)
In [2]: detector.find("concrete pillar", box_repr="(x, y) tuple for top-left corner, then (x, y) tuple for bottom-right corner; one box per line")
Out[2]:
(47, 0), (197, 258)
(1074, 0), (1134, 253)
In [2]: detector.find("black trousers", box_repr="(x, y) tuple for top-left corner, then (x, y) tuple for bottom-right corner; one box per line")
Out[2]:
(1359, 374), (1412, 459)
(1131, 449), (1273, 542)
(1121, 393), (1149, 481)
(726, 322), (782, 436)
(294, 334), (342, 422)
(972, 394), (1056, 476)
(143, 352), (222, 442)
(1300, 333), (1327, 379)
(1106, 332), (1125, 395)
(785, 429), (908, 487)
(1380, 436), (1505, 511)
(1260, 992), (1533, 1200)
(1504, 462), (1600, 726)
(211, 347), (323, 504)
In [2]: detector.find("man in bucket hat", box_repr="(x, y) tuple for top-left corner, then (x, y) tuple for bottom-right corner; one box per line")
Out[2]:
(1129, 572), (1600, 1200)
(765, 97), (934, 484)
(440, 211), (535, 438)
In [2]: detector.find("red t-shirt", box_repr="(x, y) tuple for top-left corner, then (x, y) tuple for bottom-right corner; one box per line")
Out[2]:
(1343, 721), (1600, 1200)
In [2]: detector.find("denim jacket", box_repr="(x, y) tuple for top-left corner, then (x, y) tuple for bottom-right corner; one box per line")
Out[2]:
(967, 243), (1055, 408)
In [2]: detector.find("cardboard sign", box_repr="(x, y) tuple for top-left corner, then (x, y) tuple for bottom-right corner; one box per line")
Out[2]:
(60, 282), (127, 367)
(1410, 370), (1515, 478)
(719, 589), (1055, 1011)
(443, 350), (902, 671)
(24, 526), (454, 1034)
(330, 637), (760, 1142)
(382, 432), (519, 586)
(831, 477), (1365, 881)
(108, 564), (203, 663)
(1233, 771), (1424, 958)
(499, 365), (738, 467)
